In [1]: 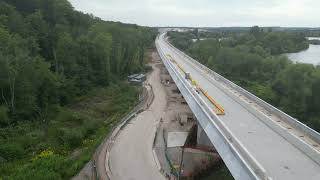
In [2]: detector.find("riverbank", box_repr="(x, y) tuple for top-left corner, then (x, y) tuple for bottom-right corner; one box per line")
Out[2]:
(286, 44), (320, 65)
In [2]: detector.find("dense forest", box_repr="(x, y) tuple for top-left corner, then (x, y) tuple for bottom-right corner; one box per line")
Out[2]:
(0, 0), (156, 179)
(169, 27), (320, 132)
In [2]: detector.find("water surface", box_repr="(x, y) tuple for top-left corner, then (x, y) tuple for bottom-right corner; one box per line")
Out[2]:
(286, 37), (320, 65)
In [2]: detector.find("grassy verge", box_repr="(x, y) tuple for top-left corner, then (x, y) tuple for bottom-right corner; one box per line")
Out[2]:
(0, 82), (139, 179)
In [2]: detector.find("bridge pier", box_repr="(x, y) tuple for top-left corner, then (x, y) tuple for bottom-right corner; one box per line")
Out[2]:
(197, 123), (213, 148)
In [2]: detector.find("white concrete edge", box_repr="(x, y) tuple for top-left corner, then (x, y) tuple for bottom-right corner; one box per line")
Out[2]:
(152, 149), (162, 171)
(151, 120), (163, 172)
(105, 150), (112, 179)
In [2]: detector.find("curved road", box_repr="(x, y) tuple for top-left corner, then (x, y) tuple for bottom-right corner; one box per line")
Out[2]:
(109, 54), (166, 180)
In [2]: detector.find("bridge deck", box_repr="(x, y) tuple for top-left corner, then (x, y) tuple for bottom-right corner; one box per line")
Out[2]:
(158, 35), (320, 180)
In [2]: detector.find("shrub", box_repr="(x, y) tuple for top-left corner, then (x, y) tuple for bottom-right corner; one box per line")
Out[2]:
(0, 142), (24, 160)
(16, 134), (37, 151)
(12, 154), (70, 180)
(60, 128), (85, 149)
(83, 118), (100, 135)
(0, 106), (9, 126)
(55, 110), (81, 125)
(307, 117), (320, 132)
(32, 149), (54, 161)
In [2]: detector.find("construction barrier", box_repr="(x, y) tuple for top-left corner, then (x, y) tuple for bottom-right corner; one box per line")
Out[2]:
(166, 54), (225, 115)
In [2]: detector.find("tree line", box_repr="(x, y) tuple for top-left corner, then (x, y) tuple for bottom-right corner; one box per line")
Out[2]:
(0, 0), (156, 126)
(169, 27), (320, 132)
(0, 1), (156, 178)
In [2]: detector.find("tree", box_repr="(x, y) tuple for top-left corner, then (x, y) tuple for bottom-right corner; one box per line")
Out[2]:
(0, 2), (27, 36)
(32, 57), (60, 122)
(0, 105), (9, 125)
(56, 33), (78, 76)
(0, 0), (156, 178)
(207, 56), (214, 68)
(0, 28), (28, 116)
(193, 28), (199, 40)
(88, 25), (112, 85)
(308, 69), (320, 116)
(272, 64), (314, 118)
(250, 26), (262, 39)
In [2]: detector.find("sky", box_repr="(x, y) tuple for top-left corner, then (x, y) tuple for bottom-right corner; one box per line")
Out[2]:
(68, 0), (320, 27)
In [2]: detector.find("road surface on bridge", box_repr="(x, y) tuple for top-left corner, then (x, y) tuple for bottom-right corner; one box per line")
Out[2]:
(157, 33), (320, 180)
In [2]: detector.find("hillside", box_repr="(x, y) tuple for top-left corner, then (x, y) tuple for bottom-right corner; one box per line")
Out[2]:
(0, 0), (156, 179)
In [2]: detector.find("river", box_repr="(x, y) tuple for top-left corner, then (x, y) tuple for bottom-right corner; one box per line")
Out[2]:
(286, 37), (320, 65)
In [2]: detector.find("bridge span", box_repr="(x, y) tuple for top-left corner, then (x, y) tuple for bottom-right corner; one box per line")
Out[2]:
(156, 33), (320, 180)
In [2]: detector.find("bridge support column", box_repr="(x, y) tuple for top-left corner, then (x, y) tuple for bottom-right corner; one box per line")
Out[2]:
(197, 123), (213, 148)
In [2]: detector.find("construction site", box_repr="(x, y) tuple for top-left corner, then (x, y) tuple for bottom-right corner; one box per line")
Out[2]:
(152, 54), (230, 180)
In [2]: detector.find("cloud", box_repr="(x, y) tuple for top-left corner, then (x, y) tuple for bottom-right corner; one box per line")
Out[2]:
(68, 0), (320, 27)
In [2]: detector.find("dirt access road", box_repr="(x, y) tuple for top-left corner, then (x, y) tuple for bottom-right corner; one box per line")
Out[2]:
(108, 52), (166, 180)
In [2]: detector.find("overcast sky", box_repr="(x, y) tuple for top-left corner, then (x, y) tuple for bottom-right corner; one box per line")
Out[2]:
(68, 0), (320, 27)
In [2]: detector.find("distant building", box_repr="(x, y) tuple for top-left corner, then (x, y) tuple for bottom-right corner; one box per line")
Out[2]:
(128, 74), (146, 85)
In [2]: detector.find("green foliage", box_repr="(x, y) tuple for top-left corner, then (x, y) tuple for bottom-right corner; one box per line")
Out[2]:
(246, 82), (277, 104)
(307, 117), (320, 132)
(168, 31), (194, 50)
(272, 64), (315, 117)
(250, 26), (263, 38)
(60, 128), (85, 149)
(12, 153), (70, 180)
(201, 163), (233, 180)
(0, 0), (155, 178)
(0, 142), (24, 161)
(0, 106), (9, 125)
(0, 0), (155, 123)
(261, 32), (308, 54)
(0, 83), (139, 179)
